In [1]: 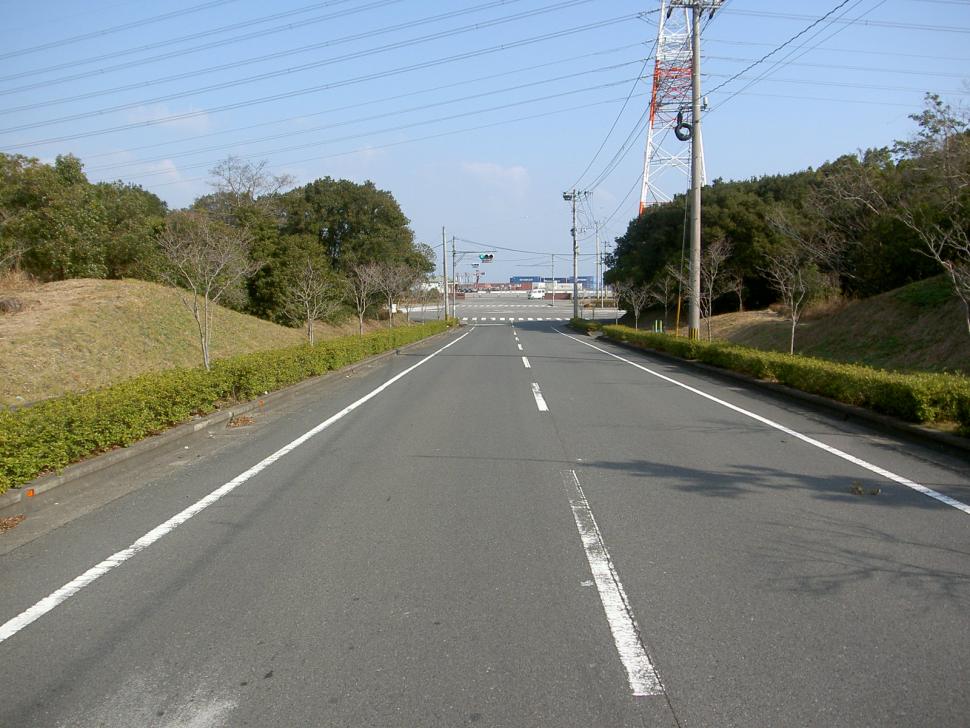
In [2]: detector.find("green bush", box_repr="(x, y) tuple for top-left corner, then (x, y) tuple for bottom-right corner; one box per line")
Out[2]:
(0, 320), (453, 493)
(569, 318), (602, 333)
(597, 324), (970, 430)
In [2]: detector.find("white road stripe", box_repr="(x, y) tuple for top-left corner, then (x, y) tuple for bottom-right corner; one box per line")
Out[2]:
(0, 329), (475, 645)
(517, 343), (523, 351)
(561, 470), (664, 697)
(522, 356), (531, 369)
(560, 332), (970, 515)
(531, 382), (549, 411)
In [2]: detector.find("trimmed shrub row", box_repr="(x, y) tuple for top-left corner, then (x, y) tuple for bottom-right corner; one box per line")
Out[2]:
(594, 324), (970, 430)
(568, 317), (603, 333)
(0, 321), (453, 493)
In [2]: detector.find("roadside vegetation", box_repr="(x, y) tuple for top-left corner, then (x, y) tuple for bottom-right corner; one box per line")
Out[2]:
(571, 317), (970, 435)
(606, 93), (970, 354)
(0, 319), (453, 494)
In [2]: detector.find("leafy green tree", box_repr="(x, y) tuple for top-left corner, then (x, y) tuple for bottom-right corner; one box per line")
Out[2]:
(281, 177), (425, 272)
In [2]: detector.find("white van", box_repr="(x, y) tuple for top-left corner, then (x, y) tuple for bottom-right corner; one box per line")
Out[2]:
(528, 289), (545, 300)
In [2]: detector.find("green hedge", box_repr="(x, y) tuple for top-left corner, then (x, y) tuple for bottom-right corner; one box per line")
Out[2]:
(0, 321), (453, 493)
(569, 317), (603, 333)
(596, 324), (970, 430)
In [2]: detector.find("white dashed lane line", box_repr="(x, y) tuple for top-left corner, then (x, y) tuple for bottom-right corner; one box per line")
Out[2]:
(562, 469), (664, 697)
(522, 356), (531, 369)
(531, 382), (549, 412)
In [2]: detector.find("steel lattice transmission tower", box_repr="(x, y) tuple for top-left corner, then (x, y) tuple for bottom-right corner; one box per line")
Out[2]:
(638, 0), (702, 214)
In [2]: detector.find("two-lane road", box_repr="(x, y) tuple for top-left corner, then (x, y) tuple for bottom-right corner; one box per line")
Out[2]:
(1, 311), (968, 726)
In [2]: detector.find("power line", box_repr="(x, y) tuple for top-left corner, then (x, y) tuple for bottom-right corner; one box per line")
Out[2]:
(1, 0), (549, 113)
(109, 77), (647, 182)
(0, 12), (639, 147)
(0, 0), (394, 92)
(0, 0), (244, 61)
(0, 0), (599, 122)
(706, 0), (855, 98)
(89, 60), (646, 174)
(567, 17), (660, 190)
(720, 8), (970, 33)
(137, 92), (652, 191)
(80, 42), (644, 164)
(704, 36), (970, 64)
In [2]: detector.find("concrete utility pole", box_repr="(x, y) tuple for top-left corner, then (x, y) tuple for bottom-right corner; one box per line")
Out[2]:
(451, 236), (457, 318)
(563, 189), (581, 319)
(669, 0), (722, 339)
(688, 3), (702, 340)
(441, 226), (448, 319)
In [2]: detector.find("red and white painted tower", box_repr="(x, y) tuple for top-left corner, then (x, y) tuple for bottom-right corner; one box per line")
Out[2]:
(638, 1), (702, 214)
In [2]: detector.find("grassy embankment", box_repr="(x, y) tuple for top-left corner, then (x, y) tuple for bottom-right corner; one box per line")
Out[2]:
(0, 275), (451, 493)
(0, 274), (425, 406)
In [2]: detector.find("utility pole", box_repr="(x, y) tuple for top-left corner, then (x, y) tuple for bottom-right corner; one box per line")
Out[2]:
(451, 236), (457, 319)
(441, 226), (448, 319)
(550, 253), (555, 300)
(669, 0), (723, 339)
(563, 189), (582, 319)
(688, 2), (703, 340)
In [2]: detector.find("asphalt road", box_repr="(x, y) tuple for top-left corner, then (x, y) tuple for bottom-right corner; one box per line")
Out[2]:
(1, 303), (968, 727)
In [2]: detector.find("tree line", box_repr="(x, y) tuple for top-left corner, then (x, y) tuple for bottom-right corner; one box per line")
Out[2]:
(0, 154), (437, 368)
(605, 93), (970, 352)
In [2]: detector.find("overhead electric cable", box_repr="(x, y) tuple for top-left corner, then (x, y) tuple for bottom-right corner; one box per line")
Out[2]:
(0, 0), (244, 61)
(138, 91), (651, 190)
(1, 0), (554, 113)
(0, 0), (395, 92)
(567, 54), (653, 190)
(720, 8), (970, 33)
(0, 0), (597, 118)
(89, 60), (647, 174)
(80, 42), (644, 163)
(0, 13), (639, 149)
(706, 0), (855, 98)
(109, 76), (647, 181)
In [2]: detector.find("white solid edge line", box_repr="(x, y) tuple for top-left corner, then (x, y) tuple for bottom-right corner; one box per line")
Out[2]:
(559, 331), (970, 515)
(0, 328), (475, 645)
(522, 356), (531, 369)
(562, 470), (663, 697)
(531, 382), (549, 411)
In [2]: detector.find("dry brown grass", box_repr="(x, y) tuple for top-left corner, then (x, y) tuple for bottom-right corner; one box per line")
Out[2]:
(668, 278), (970, 374)
(0, 277), (397, 406)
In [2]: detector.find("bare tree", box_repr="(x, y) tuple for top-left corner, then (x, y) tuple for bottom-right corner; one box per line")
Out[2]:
(616, 279), (650, 330)
(823, 95), (970, 335)
(156, 211), (260, 369)
(373, 261), (417, 329)
(282, 255), (341, 344)
(698, 238), (732, 340)
(207, 156), (295, 221)
(763, 207), (838, 355)
(647, 271), (678, 329)
(724, 269), (744, 312)
(610, 280), (630, 324)
(345, 262), (381, 335)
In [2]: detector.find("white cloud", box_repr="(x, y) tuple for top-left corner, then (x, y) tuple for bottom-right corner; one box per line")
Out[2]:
(124, 104), (212, 134)
(461, 161), (530, 195)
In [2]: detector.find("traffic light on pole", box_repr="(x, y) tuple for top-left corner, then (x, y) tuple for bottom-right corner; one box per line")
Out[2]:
(478, 253), (494, 263)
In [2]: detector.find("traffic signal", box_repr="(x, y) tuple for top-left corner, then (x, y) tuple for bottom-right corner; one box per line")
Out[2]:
(479, 253), (494, 263)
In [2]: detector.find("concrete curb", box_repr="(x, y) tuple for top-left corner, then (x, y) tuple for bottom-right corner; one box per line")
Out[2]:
(574, 327), (970, 460)
(0, 326), (458, 512)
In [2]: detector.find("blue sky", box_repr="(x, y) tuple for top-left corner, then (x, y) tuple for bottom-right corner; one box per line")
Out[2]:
(1, 0), (967, 283)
